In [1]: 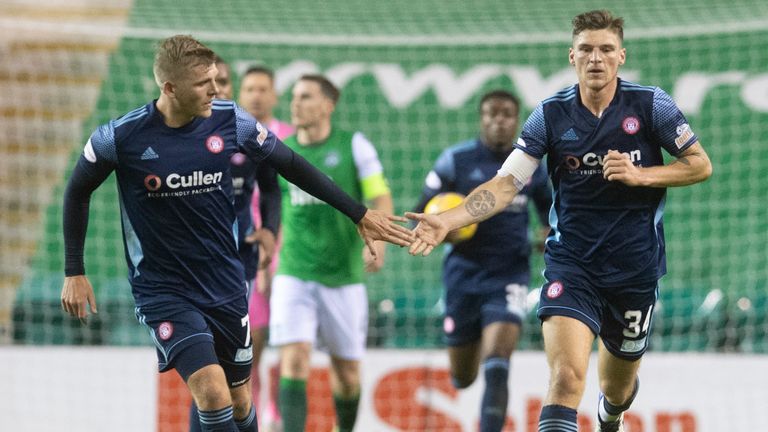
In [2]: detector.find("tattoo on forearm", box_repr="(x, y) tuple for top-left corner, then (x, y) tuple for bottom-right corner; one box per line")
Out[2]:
(673, 156), (691, 166)
(465, 190), (496, 217)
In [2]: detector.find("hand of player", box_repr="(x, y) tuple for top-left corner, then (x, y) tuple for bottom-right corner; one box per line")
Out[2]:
(356, 209), (414, 255)
(246, 228), (277, 270)
(404, 212), (450, 256)
(602, 149), (645, 186)
(256, 267), (273, 297)
(61, 275), (98, 324)
(362, 242), (385, 273)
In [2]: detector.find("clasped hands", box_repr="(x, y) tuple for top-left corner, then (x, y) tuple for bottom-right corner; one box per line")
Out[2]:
(356, 208), (449, 258)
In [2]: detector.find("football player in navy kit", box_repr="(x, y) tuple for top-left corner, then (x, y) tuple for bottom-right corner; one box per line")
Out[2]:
(406, 10), (712, 432)
(213, 56), (280, 305)
(60, 35), (413, 432)
(414, 90), (551, 432)
(187, 55), (283, 432)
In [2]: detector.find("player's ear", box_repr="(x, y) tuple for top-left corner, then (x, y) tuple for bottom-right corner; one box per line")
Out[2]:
(618, 47), (626, 66)
(162, 81), (176, 97)
(568, 48), (576, 66)
(325, 99), (336, 116)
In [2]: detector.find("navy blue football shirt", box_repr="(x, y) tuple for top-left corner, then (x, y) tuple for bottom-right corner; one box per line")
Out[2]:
(80, 100), (281, 307)
(515, 78), (698, 286)
(229, 151), (279, 282)
(420, 139), (551, 278)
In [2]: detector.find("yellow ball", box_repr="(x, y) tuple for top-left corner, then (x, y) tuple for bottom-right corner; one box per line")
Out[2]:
(424, 192), (478, 243)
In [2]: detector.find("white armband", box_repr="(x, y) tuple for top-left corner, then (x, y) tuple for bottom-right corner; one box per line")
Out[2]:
(497, 149), (539, 190)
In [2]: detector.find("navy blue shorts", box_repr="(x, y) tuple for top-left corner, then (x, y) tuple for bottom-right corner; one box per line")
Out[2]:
(442, 257), (529, 347)
(537, 271), (658, 360)
(135, 294), (253, 386)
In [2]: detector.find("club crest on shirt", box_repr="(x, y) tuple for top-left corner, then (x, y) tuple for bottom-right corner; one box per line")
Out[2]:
(157, 322), (174, 341)
(443, 316), (455, 334)
(546, 281), (564, 299)
(324, 151), (340, 168)
(230, 152), (246, 165)
(622, 116), (640, 135)
(206, 135), (224, 154)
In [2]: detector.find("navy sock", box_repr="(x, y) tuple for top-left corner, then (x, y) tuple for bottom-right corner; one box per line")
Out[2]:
(190, 402), (201, 432)
(599, 377), (640, 424)
(480, 357), (510, 432)
(198, 405), (238, 432)
(235, 404), (258, 432)
(538, 404), (577, 432)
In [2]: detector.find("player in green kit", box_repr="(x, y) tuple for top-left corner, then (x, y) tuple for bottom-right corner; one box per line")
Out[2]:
(269, 74), (393, 432)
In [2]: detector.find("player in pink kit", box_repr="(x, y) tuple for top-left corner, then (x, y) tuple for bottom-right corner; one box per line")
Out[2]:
(239, 66), (294, 431)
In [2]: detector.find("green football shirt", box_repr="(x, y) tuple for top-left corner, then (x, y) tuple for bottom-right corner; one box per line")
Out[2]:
(277, 129), (388, 286)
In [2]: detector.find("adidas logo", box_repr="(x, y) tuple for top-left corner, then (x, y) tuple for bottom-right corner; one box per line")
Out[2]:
(469, 168), (485, 181)
(141, 147), (159, 160)
(560, 128), (579, 141)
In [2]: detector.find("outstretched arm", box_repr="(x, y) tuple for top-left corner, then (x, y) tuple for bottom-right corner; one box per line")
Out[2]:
(406, 149), (540, 256)
(236, 106), (412, 251)
(263, 141), (413, 251)
(602, 142), (712, 187)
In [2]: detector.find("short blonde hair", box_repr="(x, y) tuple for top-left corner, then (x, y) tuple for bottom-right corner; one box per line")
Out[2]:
(153, 35), (216, 87)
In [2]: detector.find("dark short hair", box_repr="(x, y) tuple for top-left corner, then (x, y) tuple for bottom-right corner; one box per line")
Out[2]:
(479, 90), (520, 113)
(298, 74), (340, 104)
(243, 66), (275, 82)
(572, 10), (624, 41)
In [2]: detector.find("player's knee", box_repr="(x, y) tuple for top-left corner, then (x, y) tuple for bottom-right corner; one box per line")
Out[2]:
(280, 346), (311, 379)
(188, 365), (232, 410)
(549, 364), (587, 397)
(282, 358), (308, 379)
(230, 389), (253, 420)
(196, 390), (232, 411)
(336, 370), (360, 392)
(331, 359), (361, 396)
(600, 377), (638, 407)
